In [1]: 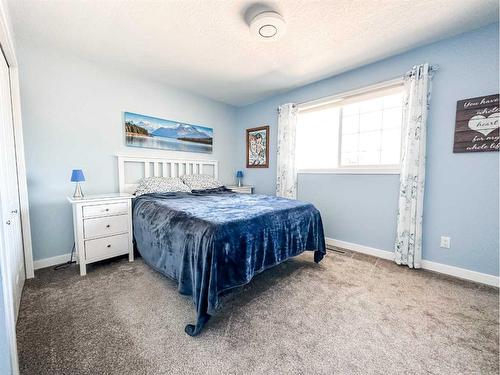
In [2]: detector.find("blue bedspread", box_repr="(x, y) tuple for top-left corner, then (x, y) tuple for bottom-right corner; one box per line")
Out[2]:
(132, 190), (326, 335)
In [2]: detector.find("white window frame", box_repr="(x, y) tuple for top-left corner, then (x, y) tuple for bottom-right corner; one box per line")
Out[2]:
(297, 78), (404, 175)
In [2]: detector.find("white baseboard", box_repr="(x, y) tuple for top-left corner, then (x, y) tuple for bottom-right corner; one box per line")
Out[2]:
(326, 238), (395, 261)
(34, 253), (71, 270)
(34, 239), (499, 287)
(419, 259), (499, 288)
(326, 237), (499, 288)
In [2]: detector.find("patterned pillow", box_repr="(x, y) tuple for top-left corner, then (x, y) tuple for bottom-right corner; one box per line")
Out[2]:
(134, 177), (190, 196)
(180, 174), (223, 191)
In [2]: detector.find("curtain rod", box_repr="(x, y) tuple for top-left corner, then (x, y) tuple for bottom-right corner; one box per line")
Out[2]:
(277, 64), (440, 111)
(404, 64), (440, 78)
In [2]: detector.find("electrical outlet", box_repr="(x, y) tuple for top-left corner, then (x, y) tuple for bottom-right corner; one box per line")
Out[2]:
(440, 236), (451, 249)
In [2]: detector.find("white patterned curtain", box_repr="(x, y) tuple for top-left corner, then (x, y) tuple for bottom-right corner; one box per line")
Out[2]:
(395, 63), (434, 268)
(276, 103), (298, 199)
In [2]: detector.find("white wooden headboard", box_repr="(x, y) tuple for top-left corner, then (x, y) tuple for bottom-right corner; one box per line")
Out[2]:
(117, 155), (219, 194)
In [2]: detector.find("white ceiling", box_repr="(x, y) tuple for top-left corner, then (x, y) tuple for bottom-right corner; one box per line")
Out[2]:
(7, 0), (498, 106)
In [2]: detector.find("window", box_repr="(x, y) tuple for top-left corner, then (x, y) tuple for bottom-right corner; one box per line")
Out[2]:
(296, 83), (404, 173)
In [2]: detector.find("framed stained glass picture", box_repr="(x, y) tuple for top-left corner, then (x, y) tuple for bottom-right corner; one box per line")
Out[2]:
(246, 125), (269, 168)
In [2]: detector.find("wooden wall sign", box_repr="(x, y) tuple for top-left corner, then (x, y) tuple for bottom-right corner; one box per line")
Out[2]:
(453, 94), (499, 153)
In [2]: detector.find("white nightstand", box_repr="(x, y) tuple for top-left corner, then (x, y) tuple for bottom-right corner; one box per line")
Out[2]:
(226, 185), (254, 194)
(68, 193), (134, 276)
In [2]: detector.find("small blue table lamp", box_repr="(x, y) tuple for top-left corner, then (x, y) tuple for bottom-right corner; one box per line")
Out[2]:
(71, 169), (85, 199)
(236, 170), (243, 187)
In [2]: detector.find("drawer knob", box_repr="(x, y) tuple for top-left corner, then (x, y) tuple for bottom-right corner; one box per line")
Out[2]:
(106, 224), (111, 228)
(107, 244), (111, 248)
(105, 208), (110, 212)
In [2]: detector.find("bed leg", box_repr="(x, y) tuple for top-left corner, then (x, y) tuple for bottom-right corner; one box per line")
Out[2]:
(184, 314), (211, 337)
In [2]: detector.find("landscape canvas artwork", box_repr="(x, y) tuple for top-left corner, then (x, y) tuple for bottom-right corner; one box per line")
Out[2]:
(124, 112), (213, 153)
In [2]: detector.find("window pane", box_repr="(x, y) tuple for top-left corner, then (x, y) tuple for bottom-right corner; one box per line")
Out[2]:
(342, 115), (359, 135)
(296, 107), (339, 169)
(383, 92), (403, 109)
(359, 111), (382, 133)
(296, 84), (403, 170)
(342, 133), (358, 153)
(383, 107), (403, 130)
(381, 128), (401, 149)
(381, 148), (401, 165)
(381, 129), (401, 164)
(343, 103), (359, 116)
(339, 87), (403, 168)
(359, 97), (383, 113)
(358, 151), (380, 165)
(359, 131), (380, 152)
(341, 152), (358, 166)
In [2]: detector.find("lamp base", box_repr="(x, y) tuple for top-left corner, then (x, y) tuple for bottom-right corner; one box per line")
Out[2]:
(73, 182), (84, 199)
(237, 178), (242, 187)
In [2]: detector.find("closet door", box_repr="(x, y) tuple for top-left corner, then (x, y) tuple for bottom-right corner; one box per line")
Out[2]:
(0, 50), (25, 318)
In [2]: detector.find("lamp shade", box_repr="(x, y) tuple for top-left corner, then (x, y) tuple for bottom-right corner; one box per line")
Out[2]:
(236, 170), (243, 178)
(70, 169), (85, 182)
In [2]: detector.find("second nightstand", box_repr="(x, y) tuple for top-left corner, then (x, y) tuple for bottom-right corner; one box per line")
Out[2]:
(68, 193), (134, 276)
(226, 185), (254, 194)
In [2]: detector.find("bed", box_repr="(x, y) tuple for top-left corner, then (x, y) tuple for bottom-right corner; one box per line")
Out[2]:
(118, 155), (326, 336)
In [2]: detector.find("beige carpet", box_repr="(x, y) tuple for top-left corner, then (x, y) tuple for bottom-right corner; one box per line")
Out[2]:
(17, 250), (499, 374)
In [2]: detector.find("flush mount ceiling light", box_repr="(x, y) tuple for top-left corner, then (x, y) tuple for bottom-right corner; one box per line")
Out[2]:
(249, 11), (286, 41)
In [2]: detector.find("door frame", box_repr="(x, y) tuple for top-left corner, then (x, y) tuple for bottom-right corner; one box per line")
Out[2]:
(0, 1), (33, 281)
(0, 0), (34, 373)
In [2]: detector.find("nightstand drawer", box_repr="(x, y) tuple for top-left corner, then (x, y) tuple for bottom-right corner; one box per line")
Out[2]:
(82, 201), (128, 218)
(83, 214), (129, 239)
(227, 186), (253, 194)
(85, 233), (129, 262)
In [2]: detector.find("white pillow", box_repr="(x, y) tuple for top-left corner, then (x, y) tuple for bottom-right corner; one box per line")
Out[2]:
(180, 174), (223, 191)
(134, 177), (190, 196)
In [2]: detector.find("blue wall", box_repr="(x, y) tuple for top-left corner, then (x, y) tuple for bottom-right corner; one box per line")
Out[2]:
(18, 24), (499, 277)
(17, 39), (238, 261)
(235, 24), (499, 276)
